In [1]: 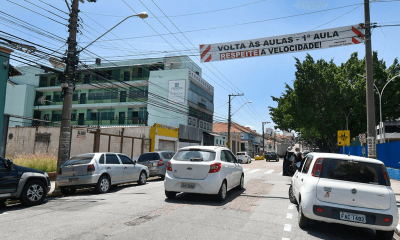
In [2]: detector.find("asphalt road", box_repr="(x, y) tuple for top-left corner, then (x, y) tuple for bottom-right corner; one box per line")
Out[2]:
(0, 159), (395, 240)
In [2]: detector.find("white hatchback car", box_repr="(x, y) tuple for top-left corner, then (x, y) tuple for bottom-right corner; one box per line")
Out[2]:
(289, 153), (398, 240)
(164, 146), (244, 202)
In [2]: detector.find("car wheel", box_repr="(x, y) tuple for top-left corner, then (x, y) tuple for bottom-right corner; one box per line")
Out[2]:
(20, 180), (47, 206)
(216, 181), (227, 202)
(95, 175), (110, 194)
(376, 230), (394, 240)
(60, 187), (76, 196)
(289, 185), (297, 204)
(298, 201), (309, 228)
(165, 191), (177, 199)
(236, 174), (244, 190)
(138, 171), (147, 185)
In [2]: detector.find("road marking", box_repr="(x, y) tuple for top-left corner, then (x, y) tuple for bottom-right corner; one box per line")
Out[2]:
(248, 169), (261, 173)
(0, 212), (8, 215)
(288, 205), (294, 210)
(282, 238), (290, 240)
(286, 213), (293, 219)
(243, 168), (249, 171)
(284, 224), (291, 232)
(265, 169), (275, 174)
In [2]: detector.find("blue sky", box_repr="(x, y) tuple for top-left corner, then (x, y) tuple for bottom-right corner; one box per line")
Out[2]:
(2, 0), (400, 134)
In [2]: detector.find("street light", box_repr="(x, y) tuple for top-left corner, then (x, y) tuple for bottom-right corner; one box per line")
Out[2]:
(352, 72), (400, 143)
(80, 12), (148, 52)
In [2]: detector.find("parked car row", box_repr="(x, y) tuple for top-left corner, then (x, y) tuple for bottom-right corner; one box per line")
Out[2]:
(288, 152), (398, 240)
(1, 147), (245, 206)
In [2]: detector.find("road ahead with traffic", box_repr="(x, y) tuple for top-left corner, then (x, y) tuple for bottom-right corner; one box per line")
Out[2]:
(1, 159), (395, 240)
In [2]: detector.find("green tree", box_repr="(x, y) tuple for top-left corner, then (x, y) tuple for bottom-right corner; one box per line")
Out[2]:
(269, 52), (400, 152)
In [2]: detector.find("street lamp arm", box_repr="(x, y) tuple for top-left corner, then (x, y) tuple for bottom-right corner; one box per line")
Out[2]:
(232, 102), (251, 116)
(381, 74), (400, 97)
(79, 13), (148, 52)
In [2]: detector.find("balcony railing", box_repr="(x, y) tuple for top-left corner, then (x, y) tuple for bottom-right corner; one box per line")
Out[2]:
(38, 73), (150, 88)
(34, 97), (148, 106)
(32, 117), (145, 127)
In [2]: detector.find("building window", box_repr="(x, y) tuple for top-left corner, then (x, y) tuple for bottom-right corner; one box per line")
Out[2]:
(39, 76), (47, 87)
(124, 71), (130, 81)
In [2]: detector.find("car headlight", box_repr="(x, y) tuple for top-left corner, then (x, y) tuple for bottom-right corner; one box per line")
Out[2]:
(44, 172), (49, 177)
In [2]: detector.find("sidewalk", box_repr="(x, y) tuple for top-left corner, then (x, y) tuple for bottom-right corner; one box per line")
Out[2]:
(390, 179), (400, 237)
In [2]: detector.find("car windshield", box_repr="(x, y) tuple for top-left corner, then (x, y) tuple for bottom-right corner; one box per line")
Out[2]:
(161, 152), (174, 159)
(173, 150), (216, 162)
(320, 158), (388, 186)
(63, 154), (94, 166)
(236, 153), (245, 155)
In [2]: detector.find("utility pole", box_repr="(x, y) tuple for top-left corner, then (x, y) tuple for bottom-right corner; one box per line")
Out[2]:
(228, 93), (244, 150)
(57, 0), (80, 172)
(364, 0), (377, 158)
(262, 122), (270, 154)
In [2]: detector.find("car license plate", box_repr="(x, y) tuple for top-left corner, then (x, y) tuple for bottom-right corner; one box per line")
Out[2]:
(152, 162), (157, 167)
(181, 183), (195, 189)
(67, 178), (79, 183)
(339, 211), (366, 223)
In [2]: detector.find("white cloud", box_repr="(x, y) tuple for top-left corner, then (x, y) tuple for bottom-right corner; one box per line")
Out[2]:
(245, 125), (255, 130)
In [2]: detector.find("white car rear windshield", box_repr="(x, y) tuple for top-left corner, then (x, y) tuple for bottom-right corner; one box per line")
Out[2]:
(320, 158), (388, 186)
(63, 154), (94, 166)
(174, 150), (216, 162)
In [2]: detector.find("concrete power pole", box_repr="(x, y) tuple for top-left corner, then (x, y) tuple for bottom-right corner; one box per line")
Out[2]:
(262, 122), (270, 154)
(364, 0), (377, 158)
(228, 93), (243, 150)
(57, 0), (80, 172)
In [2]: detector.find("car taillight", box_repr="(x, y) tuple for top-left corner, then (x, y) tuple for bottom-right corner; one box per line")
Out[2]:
(87, 164), (95, 173)
(382, 165), (390, 186)
(166, 162), (172, 171)
(384, 217), (391, 223)
(316, 207), (324, 213)
(58, 168), (62, 175)
(311, 158), (324, 177)
(158, 159), (164, 166)
(209, 163), (222, 173)
(245, 155), (247, 157)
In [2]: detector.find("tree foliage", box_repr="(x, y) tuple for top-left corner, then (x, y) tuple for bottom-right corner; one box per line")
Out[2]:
(269, 52), (400, 152)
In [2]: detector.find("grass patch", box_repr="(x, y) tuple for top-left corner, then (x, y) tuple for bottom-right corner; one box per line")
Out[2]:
(10, 153), (57, 172)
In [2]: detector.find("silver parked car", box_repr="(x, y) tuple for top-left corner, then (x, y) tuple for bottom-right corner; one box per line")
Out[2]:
(236, 152), (251, 164)
(56, 153), (150, 195)
(137, 151), (175, 179)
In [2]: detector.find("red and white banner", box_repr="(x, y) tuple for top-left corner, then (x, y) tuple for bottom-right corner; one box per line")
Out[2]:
(200, 24), (365, 63)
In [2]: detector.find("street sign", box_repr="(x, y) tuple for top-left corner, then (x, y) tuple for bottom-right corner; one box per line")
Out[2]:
(359, 133), (366, 144)
(337, 130), (350, 146)
(200, 24), (364, 62)
(226, 141), (230, 147)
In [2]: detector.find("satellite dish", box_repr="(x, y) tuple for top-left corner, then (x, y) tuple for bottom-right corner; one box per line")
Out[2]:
(49, 57), (65, 68)
(163, 56), (182, 69)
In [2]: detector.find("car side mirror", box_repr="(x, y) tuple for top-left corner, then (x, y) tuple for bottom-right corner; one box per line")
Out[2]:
(6, 159), (13, 169)
(238, 159), (242, 164)
(133, 160), (137, 164)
